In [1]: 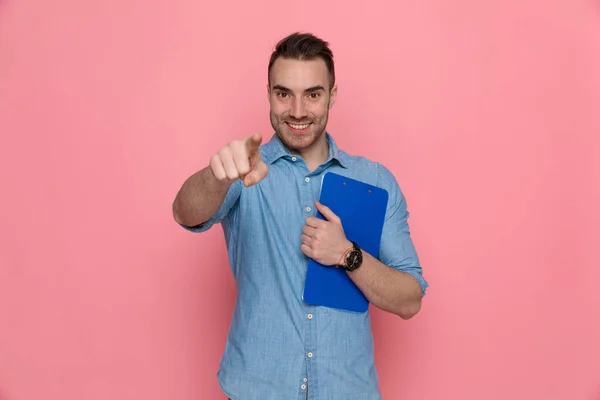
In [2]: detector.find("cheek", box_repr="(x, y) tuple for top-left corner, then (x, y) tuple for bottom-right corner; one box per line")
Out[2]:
(270, 103), (289, 120)
(310, 103), (329, 119)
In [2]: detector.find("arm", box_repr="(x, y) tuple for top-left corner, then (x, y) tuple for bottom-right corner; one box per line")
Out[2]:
(343, 244), (422, 319)
(350, 164), (428, 318)
(302, 201), (424, 319)
(172, 166), (232, 227)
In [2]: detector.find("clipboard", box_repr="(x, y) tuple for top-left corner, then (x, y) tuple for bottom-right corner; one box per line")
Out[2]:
(302, 172), (389, 313)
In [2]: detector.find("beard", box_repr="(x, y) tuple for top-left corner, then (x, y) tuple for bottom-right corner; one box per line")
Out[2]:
(269, 111), (329, 152)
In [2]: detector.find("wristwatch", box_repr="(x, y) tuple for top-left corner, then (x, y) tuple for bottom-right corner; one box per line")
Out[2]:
(339, 241), (363, 271)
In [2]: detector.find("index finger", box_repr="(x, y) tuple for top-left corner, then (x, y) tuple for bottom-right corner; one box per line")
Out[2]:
(245, 133), (263, 154)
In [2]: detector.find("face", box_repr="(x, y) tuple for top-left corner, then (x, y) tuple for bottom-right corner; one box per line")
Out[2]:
(268, 57), (337, 153)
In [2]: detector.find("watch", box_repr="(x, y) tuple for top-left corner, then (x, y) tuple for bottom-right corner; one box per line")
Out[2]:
(339, 241), (363, 271)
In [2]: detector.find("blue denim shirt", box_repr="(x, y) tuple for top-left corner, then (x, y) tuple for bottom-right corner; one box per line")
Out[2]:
(182, 133), (428, 400)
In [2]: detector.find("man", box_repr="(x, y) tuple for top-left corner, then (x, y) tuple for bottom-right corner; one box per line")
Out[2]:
(172, 32), (428, 400)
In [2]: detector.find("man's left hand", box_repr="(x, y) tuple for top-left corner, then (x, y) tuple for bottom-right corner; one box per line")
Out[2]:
(301, 201), (352, 267)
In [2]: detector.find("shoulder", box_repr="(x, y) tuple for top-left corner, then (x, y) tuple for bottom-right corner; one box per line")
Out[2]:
(339, 149), (401, 191)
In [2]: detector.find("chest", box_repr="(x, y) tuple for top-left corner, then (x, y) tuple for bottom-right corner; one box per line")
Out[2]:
(238, 163), (325, 233)
(235, 162), (378, 235)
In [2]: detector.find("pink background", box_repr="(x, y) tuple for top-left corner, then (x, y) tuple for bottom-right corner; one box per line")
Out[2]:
(1, 0), (599, 399)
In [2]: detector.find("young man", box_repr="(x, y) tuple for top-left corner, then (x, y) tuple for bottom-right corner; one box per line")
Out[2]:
(172, 32), (428, 400)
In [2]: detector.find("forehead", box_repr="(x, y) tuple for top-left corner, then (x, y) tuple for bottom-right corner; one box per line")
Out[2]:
(269, 57), (330, 91)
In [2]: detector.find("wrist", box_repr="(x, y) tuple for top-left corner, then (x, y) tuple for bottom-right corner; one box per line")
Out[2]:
(205, 166), (234, 191)
(338, 240), (364, 271)
(337, 240), (353, 267)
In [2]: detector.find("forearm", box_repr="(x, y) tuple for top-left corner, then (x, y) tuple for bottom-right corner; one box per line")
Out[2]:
(347, 250), (423, 319)
(172, 166), (232, 227)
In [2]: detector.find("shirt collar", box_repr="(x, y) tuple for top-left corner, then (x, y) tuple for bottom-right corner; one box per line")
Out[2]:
(261, 132), (350, 169)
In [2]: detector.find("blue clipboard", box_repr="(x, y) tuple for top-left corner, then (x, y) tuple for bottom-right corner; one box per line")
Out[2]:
(302, 172), (389, 313)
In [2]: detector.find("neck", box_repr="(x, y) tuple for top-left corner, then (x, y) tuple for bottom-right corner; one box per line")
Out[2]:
(292, 133), (329, 172)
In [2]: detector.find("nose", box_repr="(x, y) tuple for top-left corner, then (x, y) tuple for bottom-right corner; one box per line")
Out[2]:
(289, 97), (308, 119)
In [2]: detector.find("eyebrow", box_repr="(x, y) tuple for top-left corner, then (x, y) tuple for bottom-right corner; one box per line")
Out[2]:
(272, 85), (326, 93)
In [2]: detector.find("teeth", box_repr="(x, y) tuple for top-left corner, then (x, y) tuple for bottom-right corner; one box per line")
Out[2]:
(289, 123), (309, 129)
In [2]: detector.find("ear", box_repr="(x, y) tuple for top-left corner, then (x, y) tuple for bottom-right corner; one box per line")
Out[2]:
(328, 84), (338, 110)
(266, 83), (271, 99)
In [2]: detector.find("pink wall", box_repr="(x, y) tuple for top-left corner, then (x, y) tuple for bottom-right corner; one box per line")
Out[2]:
(1, 0), (599, 399)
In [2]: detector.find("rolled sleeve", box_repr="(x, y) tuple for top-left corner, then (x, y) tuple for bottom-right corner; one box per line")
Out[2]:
(377, 163), (428, 296)
(179, 180), (242, 233)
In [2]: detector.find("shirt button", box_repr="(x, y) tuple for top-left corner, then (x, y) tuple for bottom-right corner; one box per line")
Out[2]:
(305, 177), (310, 182)
(307, 352), (313, 358)
(303, 378), (308, 382)
(301, 384), (307, 390)
(292, 157), (297, 161)
(307, 314), (313, 319)
(305, 207), (311, 212)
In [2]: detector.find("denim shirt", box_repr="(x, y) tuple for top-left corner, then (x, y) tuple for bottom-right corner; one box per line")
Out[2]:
(181, 133), (428, 400)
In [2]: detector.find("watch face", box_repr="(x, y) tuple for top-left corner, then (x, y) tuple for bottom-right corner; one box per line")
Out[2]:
(346, 250), (362, 270)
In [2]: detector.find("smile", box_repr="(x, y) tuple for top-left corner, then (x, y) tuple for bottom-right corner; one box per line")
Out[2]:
(286, 122), (312, 134)
(287, 123), (310, 130)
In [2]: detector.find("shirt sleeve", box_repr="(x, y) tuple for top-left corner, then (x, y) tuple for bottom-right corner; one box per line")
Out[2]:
(179, 179), (243, 233)
(377, 163), (429, 296)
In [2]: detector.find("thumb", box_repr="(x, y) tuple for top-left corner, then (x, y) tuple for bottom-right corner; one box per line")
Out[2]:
(315, 201), (340, 223)
(243, 159), (269, 187)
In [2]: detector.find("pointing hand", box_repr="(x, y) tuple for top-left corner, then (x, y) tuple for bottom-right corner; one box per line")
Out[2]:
(210, 133), (269, 187)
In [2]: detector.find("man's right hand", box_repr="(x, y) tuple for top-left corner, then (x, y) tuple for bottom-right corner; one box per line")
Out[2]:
(209, 133), (269, 188)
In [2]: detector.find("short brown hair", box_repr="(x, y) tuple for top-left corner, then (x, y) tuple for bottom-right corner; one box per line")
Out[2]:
(268, 32), (335, 90)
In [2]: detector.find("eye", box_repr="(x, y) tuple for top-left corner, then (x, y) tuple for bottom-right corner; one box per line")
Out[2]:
(276, 92), (289, 98)
(308, 92), (320, 99)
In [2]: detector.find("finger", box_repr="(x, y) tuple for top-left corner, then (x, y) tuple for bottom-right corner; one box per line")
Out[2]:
(315, 201), (340, 223)
(302, 225), (317, 237)
(231, 142), (250, 177)
(301, 233), (312, 246)
(210, 154), (227, 181)
(245, 133), (262, 155)
(243, 159), (269, 187)
(249, 139), (266, 170)
(305, 216), (325, 229)
(301, 243), (313, 258)
(219, 147), (239, 180)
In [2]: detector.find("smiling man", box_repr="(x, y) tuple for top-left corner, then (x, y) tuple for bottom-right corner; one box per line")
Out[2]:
(172, 32), (428, 400)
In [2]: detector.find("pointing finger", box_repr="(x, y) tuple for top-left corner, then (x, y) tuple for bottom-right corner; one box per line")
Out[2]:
(245, 133), (262, 155)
